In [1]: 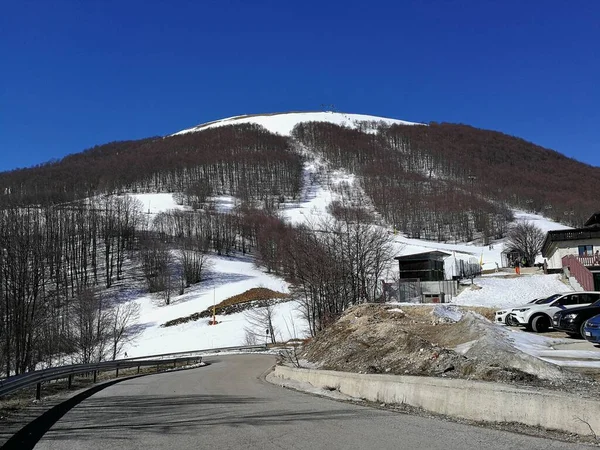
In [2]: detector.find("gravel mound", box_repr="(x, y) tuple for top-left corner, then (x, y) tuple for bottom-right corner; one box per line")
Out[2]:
(301, 304), (586, 387)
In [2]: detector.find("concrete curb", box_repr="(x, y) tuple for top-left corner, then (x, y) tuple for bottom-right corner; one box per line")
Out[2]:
(272, 365), (600, 436)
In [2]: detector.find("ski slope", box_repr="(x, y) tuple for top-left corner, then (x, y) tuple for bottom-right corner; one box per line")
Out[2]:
(172, 111), (421, 136)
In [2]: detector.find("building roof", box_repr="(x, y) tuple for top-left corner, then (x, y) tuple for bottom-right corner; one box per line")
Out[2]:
(584, 211), (600, 228)
(394, 251), (451, 262)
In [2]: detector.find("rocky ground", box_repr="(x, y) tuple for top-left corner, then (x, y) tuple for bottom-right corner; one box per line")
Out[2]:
(300, 303), (600, 395)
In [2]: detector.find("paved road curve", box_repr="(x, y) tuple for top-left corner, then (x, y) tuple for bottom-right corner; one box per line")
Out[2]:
(11, 355), (594, 449)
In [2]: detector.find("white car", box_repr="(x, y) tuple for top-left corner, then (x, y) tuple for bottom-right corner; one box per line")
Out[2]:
(509, 292), (600, 332)
(494, 297), (545, 325)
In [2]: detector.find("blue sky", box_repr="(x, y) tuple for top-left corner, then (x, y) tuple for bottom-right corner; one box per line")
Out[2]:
(1, 0), (599, 171)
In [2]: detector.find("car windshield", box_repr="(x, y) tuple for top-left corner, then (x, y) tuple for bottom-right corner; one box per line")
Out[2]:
(538, 294), (562, 304)
(593, 299), (600, 306)
(526, 297), (550, 304)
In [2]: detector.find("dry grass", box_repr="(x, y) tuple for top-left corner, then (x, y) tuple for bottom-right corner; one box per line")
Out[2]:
(380, 305), (494, 347)
(213, 288), (289, 309)
(163, 288), (289, 327)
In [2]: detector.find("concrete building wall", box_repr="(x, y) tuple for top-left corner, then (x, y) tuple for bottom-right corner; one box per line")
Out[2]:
(546, 238), (600, 269)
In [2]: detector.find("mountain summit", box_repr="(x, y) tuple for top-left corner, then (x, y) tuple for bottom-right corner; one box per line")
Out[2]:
(172, 111), (420, 136)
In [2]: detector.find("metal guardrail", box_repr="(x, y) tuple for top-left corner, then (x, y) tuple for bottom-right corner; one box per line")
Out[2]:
(0, 344), (267, 400)
(117, 344), (267, 362)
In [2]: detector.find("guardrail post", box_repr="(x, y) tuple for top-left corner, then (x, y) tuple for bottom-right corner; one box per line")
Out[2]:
(116, 367), (119, 378)
(93, 370), (97, 383)
(137, 365), (140, 374)
(173, 360), (177, 369)
(36, 382), (41, 400)
(156, 363), (159, 373)
(68, 374), (73, 389)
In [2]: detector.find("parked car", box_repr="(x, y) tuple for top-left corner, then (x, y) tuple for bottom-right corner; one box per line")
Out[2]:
(582, 314), (600, 344)
(510, 292), (600, 333)
(494, 297), (548, 325)
(553, 295), (600, 337)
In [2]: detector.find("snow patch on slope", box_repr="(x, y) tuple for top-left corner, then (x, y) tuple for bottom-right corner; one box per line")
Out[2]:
(130, 193), (186, 215)
(452, 274), (570, 308)
(513, 210), (572, 233)
(124, 256), (304, 357)
(172, 111), (420, 137)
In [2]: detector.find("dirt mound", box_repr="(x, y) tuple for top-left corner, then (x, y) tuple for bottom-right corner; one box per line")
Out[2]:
(450, 313), (569, 381)
(301, 304), (582, 386)
(163, 288), (289, 327)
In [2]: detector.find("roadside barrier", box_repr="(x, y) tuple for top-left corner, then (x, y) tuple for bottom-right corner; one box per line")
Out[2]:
(272, 365), (600, 436)
(0, 344), (266, 400)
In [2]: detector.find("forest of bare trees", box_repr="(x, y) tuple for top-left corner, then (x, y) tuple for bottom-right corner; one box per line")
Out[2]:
(242, 204), (393, 335)
(292, 122), (514, 243)
(0, 197), (145, 375)
(292, 121), (600, 241)
(0, 124), (304, 207)
(380, 123), (600, 226)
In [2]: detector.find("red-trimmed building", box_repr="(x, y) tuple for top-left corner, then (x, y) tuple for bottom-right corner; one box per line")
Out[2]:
(541, 212), (600, 291)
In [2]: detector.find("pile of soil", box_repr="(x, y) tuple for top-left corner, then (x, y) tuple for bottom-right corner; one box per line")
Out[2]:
(301, 304), (591, 388)
(163, 288), (289, 327)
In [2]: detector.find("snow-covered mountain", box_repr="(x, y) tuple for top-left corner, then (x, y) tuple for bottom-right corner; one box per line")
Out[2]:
(3, 109), (588, 366)
(172, 111), (421, 136)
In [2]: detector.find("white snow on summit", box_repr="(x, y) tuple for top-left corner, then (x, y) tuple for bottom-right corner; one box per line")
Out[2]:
(172, 111), (421, 136)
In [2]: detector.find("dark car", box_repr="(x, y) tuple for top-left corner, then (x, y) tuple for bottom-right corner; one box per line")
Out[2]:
(582, 314), (600, 344)
(553, 294), (600, 337)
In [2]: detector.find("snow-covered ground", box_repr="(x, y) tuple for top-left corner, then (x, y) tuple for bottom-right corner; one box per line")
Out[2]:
(280, 158), (360, 226)
(513, 210), (572, 233)
(447, 277), (600, 369)
(130, 193), (186, 215)
(172, 111), (420, 137)
(123, 255), (303, 357)
(452, 274), (571, 308)
(131, 193), (239, 219)
(508, 329), (600, 369)
(450, 309), (600, 369)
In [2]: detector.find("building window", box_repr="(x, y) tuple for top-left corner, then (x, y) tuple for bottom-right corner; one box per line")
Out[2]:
(579, 245), (594, 257)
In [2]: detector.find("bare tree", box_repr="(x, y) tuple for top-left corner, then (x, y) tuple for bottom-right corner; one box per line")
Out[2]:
(244, 305), (277, 345)
(139, 235), (174, 304)
(109, 302), (141, 360)
(279, 311), (303, 367)
(178, 238), (211, 293)
(243, 329), (258, 346)
(505, 221), (545, 266)
(71, 289), (109, 364)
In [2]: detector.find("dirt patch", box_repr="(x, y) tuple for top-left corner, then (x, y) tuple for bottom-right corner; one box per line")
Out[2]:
(163, 288), (289, 327)
(301, 303), (599, 392)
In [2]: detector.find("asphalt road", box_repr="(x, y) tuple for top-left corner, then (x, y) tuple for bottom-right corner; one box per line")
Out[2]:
(5, 354), (594, 450)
